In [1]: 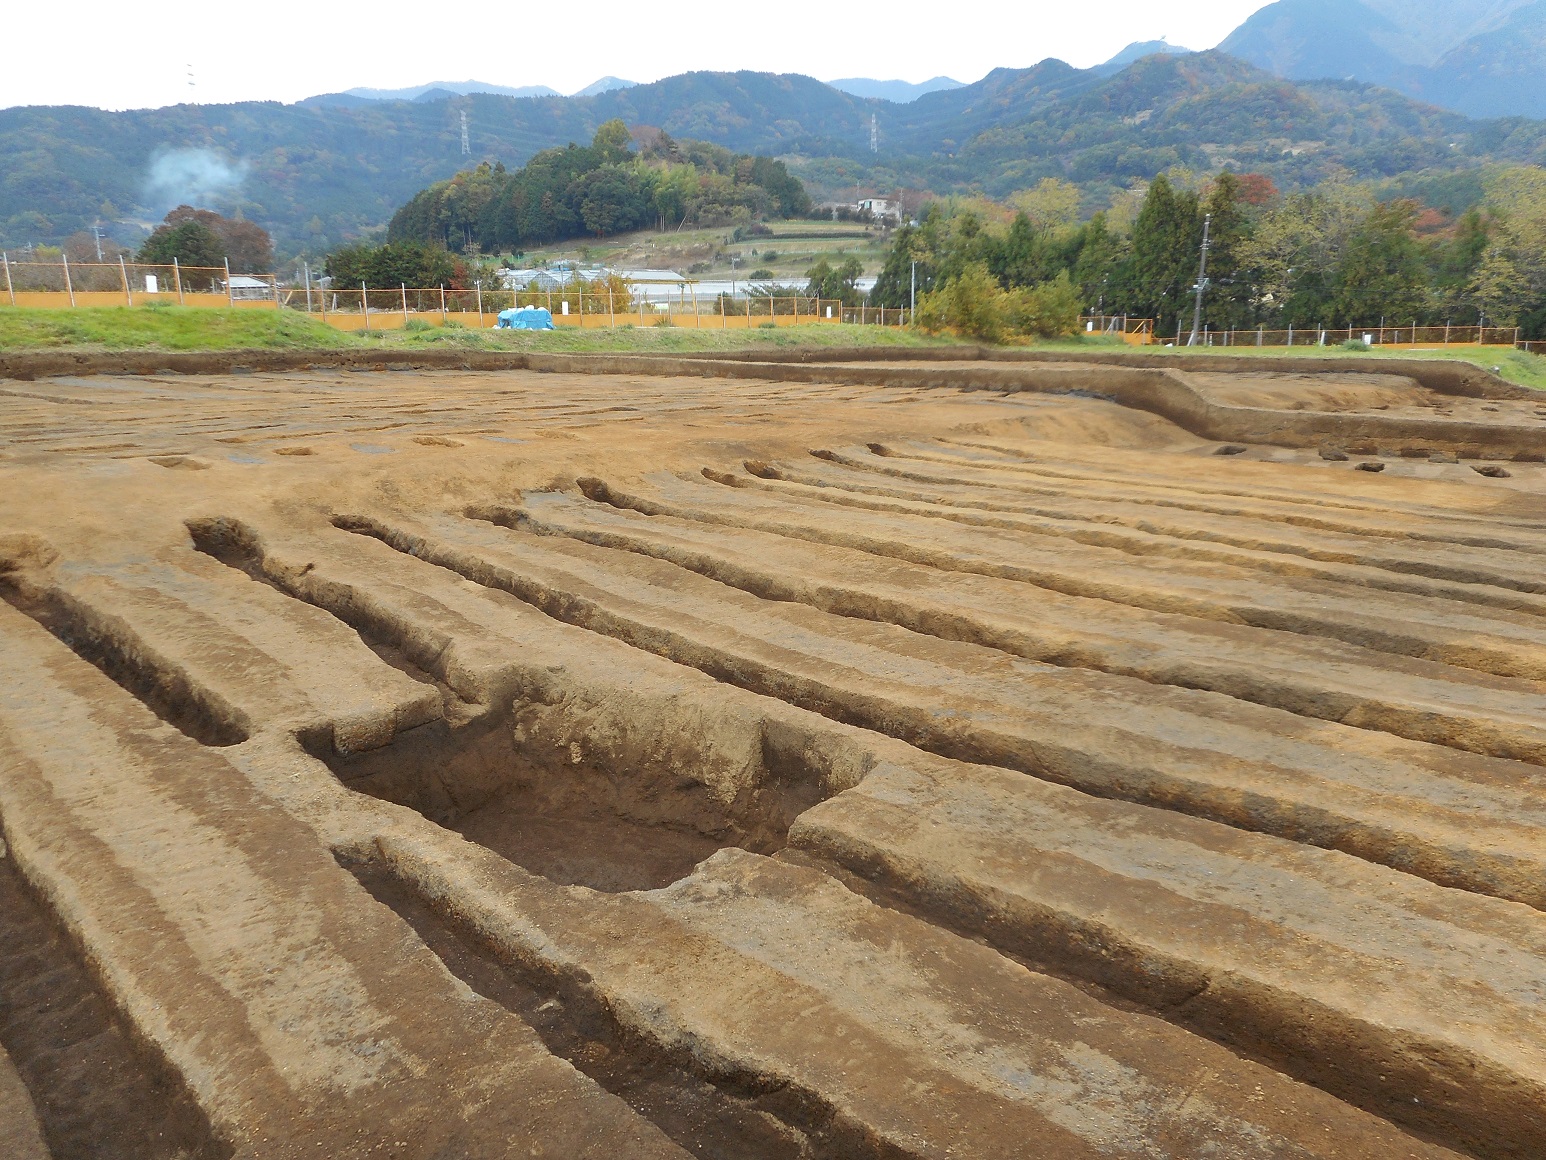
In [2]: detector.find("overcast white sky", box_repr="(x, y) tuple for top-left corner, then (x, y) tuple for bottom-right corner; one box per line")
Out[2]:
(2, 1), (1274, 110)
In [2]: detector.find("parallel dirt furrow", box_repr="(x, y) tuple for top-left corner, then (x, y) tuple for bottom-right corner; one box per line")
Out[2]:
(4, 352), (1546, 1157)
(594, 470), (1546, 673)
(339, 509), (1546, 910)
(509, 489), (1546, 745)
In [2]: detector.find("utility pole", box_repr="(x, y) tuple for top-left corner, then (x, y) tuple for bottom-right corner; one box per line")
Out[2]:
(91, 225), (105, 261)
(1187, 212), (1211, 347)
(910, 260), (916, 317)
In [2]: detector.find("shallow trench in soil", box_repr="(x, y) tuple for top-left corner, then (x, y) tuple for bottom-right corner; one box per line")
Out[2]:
(318, 709), (750, 894)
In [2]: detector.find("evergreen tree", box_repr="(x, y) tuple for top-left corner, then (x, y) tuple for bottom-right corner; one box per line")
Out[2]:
(325, 241), (456, 289)
(991, 213), (1042, 289)
(1199, 173), (1253, 331)
(137, 218), (227, 287)
(1119, 176), (1202, 336)
(137, 220), (224, 269)
(868, 213), (938, 308)
(1069, 213), (1127, 310)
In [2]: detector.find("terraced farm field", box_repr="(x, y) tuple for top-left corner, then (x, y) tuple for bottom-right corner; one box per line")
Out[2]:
(3, 348), (1546, 1159)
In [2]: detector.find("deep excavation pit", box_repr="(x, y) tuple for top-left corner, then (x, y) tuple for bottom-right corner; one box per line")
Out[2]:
(323, 711), (735, 892)
(187, 516), (836, 894)
(2, 512), (853, 1159)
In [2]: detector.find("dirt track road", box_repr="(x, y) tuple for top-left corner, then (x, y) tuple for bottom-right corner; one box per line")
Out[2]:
(2, 353), (1545, 1159)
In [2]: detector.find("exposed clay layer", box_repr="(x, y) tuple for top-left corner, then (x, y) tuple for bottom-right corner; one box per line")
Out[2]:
(5, 355), (1546, 1156)
(334, 508), (1546, 905)
(509, 490), (1546, 737)
(380, 830), (1461, 1159)
(787, 748), (1546, 1157)
(587, 470), (1546, 673)
(0, 1041), (48, 1160)
(0, 601), (690, 1159)
(0, 837), (219, 1160)
(343, 856), (813, 1157)
(0, 346), (1535, 458)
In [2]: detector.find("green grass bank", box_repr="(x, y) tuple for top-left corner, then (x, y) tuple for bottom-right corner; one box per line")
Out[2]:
(1, 306), (1541, 390)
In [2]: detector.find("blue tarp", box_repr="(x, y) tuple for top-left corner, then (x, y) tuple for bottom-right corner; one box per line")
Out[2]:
(496, 306), (555, 330)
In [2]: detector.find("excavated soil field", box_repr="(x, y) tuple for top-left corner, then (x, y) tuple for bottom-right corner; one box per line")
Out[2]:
(4, 349), (1546, 1158)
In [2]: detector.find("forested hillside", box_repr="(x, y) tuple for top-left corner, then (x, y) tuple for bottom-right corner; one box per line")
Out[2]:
(388, 122), (811, 251)
(8, 55), (1546, 257)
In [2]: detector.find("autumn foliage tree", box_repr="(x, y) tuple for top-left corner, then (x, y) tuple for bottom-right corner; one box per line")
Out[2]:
(136, 206), (275, 273)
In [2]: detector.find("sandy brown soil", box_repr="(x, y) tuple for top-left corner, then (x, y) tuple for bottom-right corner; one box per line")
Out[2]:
(2, 354), (1545, 1158)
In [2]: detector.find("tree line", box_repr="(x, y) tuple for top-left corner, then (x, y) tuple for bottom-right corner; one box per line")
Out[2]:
(386, 120), (811, 254)
(870, 169), (1546, 339)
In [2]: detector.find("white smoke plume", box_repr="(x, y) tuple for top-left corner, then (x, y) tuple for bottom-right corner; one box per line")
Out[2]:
(142, 148), (248, 213)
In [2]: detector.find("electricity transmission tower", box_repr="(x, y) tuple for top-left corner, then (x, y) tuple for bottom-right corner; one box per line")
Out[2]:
(870, 114), (878, 154)
(460, 110), (471, 156)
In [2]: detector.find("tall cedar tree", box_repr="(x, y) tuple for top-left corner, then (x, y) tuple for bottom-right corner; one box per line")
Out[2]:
(1200, 173), (1253, 331)
(1121, 176), (1203, 336)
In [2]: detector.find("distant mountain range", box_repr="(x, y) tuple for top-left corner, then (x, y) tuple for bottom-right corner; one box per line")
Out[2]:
(284, 7), (1546, 123)
(572, 77), (638, 98)
(826, 77), (964, 102)
(1219, 0), (1546, 117)
(300, 76), (638, 108)
(313, 75), (961, 107)
(7, 51), (1546, 257)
